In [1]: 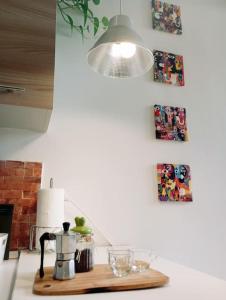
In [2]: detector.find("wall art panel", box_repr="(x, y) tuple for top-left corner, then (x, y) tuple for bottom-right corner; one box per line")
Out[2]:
(152, 0), (182, 35)
(153, 50), (184, 86)
(154, 104), (188, 141)
(157, 163), (192, 202)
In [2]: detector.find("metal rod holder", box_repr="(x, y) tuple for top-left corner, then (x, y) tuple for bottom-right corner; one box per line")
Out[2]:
(0, 85), (25, 93)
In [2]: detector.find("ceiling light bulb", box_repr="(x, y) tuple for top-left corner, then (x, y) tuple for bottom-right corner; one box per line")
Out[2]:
(110, 42), (136, 59)
(87, 15), (154, 78)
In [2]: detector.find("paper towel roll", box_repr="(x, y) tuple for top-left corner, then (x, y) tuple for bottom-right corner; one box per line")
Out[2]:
(36, 188), (64, 227)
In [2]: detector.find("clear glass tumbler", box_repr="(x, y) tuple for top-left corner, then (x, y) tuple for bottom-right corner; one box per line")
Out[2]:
(108, 249), (132, 277)
(131, 248), (156, 272)
(107, 245), (131, 264)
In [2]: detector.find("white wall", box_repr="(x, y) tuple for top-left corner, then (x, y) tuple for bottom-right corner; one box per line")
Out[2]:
(1, 0), (226, 279)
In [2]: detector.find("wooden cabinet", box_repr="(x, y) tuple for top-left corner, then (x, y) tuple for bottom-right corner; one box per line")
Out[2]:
(0, 0), (56, 132)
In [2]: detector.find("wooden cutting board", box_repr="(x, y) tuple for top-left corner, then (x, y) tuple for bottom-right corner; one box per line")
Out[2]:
(33, 264), (169, 295)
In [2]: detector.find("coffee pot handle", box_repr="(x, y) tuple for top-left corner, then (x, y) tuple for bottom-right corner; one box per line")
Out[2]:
(39, 232), (56, 278)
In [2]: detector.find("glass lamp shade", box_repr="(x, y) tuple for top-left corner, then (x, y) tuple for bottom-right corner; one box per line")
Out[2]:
(87, 15), (154, 78)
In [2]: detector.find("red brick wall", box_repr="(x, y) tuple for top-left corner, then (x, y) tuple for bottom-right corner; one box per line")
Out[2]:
(0, 160), (42, 250)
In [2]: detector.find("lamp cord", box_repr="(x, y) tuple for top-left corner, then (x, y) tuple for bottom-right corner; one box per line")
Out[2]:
(120, 0), (122, 15)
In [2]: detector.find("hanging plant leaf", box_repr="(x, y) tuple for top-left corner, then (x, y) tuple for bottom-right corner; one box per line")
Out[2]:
(79, 25), (84, 40)
(93, 17), (99, 36)
(81, 0), (88, 26)
(93, 0), (100, 5)
(87, 8), (94, 18)
(102, 16), (109, 27)
(66, 14), (74, 32)
(57, 0), (107, 39)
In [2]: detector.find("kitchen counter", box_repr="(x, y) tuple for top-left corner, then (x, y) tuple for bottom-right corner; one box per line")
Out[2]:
(11, 248), (226, 300)
(0, 258), (18, 300)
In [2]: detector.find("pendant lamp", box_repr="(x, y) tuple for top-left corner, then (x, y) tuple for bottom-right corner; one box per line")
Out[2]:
(87, 2), (154, 79)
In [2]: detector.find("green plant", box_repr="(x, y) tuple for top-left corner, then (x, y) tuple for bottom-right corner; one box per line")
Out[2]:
(71, 216), (92, 235)
(57, 0), (109, 38)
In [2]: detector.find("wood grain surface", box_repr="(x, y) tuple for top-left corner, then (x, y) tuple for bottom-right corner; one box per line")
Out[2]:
(33, 264), (169, 295)
(0, 0), (56, 109)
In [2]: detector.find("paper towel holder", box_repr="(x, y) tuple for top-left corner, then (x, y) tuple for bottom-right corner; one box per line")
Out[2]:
(29, 225), (61, 252)
(50, 178), (54, 188)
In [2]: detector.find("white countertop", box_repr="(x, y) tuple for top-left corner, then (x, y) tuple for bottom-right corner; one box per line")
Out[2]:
(12, 247), (226, 300)
(0, 258), (18, 300)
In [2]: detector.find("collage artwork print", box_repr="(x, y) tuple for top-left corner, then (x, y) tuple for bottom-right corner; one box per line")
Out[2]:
(154, 104), (188, 141)
(157, 163), (192, 202)
(153, 50), (184, 86)
(151, 0), (182, 35)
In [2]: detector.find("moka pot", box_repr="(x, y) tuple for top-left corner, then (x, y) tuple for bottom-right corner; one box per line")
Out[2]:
(39, 222), (78, 280)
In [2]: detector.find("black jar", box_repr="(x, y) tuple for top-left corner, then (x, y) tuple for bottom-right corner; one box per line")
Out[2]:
(74, 234), (94, 272)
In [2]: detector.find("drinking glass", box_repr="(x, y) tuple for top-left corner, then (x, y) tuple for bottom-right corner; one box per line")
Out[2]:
(108, 249), (132, 277)
(107, 245), (131, 264)
(131, 248), (156, 272)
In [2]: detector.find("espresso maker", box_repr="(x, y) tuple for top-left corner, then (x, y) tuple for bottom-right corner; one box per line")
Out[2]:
(39, 222), (78, 280)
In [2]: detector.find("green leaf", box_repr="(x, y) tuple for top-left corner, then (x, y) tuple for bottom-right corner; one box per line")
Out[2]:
(93, 0), (100, 5)
(66, 14), (74, 32)
(102, 16), (109, 27)
(87, 8), (94, 18)
(93, 17), (99, 35)
(81, 0), (88, 26)
(79, 25), (84, 39)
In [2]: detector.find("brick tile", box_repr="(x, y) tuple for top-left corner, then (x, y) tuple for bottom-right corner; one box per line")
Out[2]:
(21, 206), (30, 214)
(22, 191), (36, 199)
(20, 223), (30, 236)
(10, 221), (31, 249)
(24, 176), (41, 184)
(10, 240), (19, 251)
(5, 160), (24, 168)
(0, 199), (9, 204)
(24, 162), (42, 169)
(13, 204), (22, 213)
(13, 207), (23, 221)
(18, 237), (29, 249)
(33, 168), (42, 177)
(0, 167), (10, 176)
(5, 182), (24, 190)
(29, 202), (37, 214)
(4, 176), (24, 183)
(0, 161), (5, 168)
(23, 182), (40, 192)
(3, 178), (24, 190)
(24, 168), (33, 176)
(11, 222), (20, 234)
(4, 190), (22, 199)
(29, 214), (37, 224)
(4, 167), (25, 176)
(0, 176), (5, 191)
(0, 184), (7, 190)
(17, 213), (30, 223)
(6, 199), (17, 205)
(21, 199), (37, 213)
(15, 168), (25, 177)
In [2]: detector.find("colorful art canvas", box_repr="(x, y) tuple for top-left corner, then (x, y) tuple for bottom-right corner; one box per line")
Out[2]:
(153, 50), (184, 86)
(151, 0), (182, 35)
(157, 163), (192, 202)
(154, 105), (188, 141)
